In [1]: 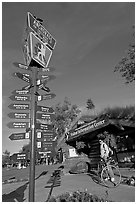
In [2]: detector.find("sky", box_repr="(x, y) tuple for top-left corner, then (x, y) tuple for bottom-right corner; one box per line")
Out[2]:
(2, 2), (135, 154)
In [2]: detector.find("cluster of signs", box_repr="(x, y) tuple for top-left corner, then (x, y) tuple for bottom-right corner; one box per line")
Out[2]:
(8, 12), (57, 153)
(22, 12), (56, 68)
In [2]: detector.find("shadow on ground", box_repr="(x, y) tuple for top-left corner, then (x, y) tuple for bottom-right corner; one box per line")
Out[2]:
(87, 170), (106, 188)
(2, 170), (48, 202)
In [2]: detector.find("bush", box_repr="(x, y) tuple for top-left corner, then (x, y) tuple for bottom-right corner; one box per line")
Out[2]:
(48, 190), (111, 202)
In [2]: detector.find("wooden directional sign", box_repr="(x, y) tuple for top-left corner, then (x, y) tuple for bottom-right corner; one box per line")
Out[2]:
(9, 132), (30, 140)
(9, 95), (30, 101)
(39, 75), (56, 81)
(8, 103), (30, 110)
(36, 123), (53, 131)
(8, 112), (30, 119)
(13, 62), (31, 70)
(37, 105), (54, 113)
(13, 72), (31, 83)
(12, 89), (30, 95)
(36, 113), (54, 121)
(7, 122), (30, 129)
(37, 93), (56, 101)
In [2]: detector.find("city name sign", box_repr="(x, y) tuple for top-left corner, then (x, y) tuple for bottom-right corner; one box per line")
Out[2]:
(13, 72), (31, 83)
(12, 89), (30, 95)
(8, 103), (30, 110)
(13, 62), (31, 70)
(36, 123), (53, 131)
(37, 105), (54, 113)
(9, 132), (30, 140)
(8, 112), (30, 119)
(36, 113), (54, 121)
(7, 122), (30, 129)
(9, 95), (30, 101)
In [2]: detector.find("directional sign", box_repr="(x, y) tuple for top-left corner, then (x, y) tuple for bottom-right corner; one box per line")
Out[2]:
(39, 75), (56, 81)
(37, 93), (56, 101)
(12, 89), (30, 95)
(37, 84), (50, 92)
(37, 105), (54, 113)
(7, 122), (30, 129)
(27, 12), (56, 50)
(8, 104), (30, 110)
(9, 132), (30, 140)
(13, 72), (31, 83)
(36, 131), (55, 139)
(22, 84), (33, 90)
(36, 123), (53, 131)
(9, 95), (30, 101)
(8, 112), (30, 119)
(40, 66), (56, 72)
(36, 113), (54, 121)
(13, 62), (31, 70)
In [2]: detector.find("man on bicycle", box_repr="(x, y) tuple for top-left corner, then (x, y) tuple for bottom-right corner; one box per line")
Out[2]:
(99, 133), (115, 183)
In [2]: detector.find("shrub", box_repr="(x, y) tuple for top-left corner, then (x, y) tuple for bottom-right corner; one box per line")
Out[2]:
(48, 190), (111, 202)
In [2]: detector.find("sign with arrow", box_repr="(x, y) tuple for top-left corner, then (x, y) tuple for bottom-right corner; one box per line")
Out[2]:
(12, 89), (30, 95)
(9, 95), (30, 101)
(36, 113), (54, 121)
(13, 62), (31, 70)
(37, 105), (54, 113)
(37, 93), (56, 101)
(9, 132), (30, 140)
(36, 123), (53, 131)
(37, 84), (50, 92)
(8, 112), (30, 119)
(8, 103), (30, 110)
(36, 131), (55, 139)
(22, 84), (33, 90)
(13, 72), (31, 83)
(40, 66), (55, 72)
(39, 75), (56, 81)
(7, 122), (30, 129)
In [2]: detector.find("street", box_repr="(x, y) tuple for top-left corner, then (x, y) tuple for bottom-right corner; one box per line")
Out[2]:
(2, 164), (135, 202)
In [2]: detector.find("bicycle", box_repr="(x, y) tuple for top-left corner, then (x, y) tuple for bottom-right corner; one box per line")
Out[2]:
(97, 157), (121, 188)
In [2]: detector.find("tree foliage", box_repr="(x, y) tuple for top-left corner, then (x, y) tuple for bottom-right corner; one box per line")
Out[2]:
(86, 98), (95, 110)
(114, 27), (135, 84)
(53, 97), (81, 140)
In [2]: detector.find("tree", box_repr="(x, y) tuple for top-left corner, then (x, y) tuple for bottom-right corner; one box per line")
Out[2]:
(2, 150), (10, 166)
(53, 97), (81, 140)
(114, 27), (135, 84)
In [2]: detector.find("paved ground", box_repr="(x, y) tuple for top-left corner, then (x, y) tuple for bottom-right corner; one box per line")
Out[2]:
(2, 164), (135, 202)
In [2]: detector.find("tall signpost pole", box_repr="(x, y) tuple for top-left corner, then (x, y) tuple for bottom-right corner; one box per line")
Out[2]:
(29, 67), (37, 202)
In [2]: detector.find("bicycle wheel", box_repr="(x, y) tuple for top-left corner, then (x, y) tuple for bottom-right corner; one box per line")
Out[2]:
(101, 165), (121, 188)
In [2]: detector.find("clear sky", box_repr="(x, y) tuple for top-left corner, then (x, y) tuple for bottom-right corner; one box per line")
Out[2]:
(2, 2), (135, 154)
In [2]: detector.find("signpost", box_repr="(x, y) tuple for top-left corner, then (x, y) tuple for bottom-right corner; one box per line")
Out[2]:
(9, 95), (30, 101)
(8, 12), (56, 202)
(9, 132), (30, 140)
(8, 112), (30, 119)
(7, 122), (30, 129)
(8, 103), (30, 110)
(37, 93), (56, 101)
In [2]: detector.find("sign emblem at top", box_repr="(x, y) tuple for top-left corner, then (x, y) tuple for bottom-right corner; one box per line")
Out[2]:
(27, 12), (56, 50)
